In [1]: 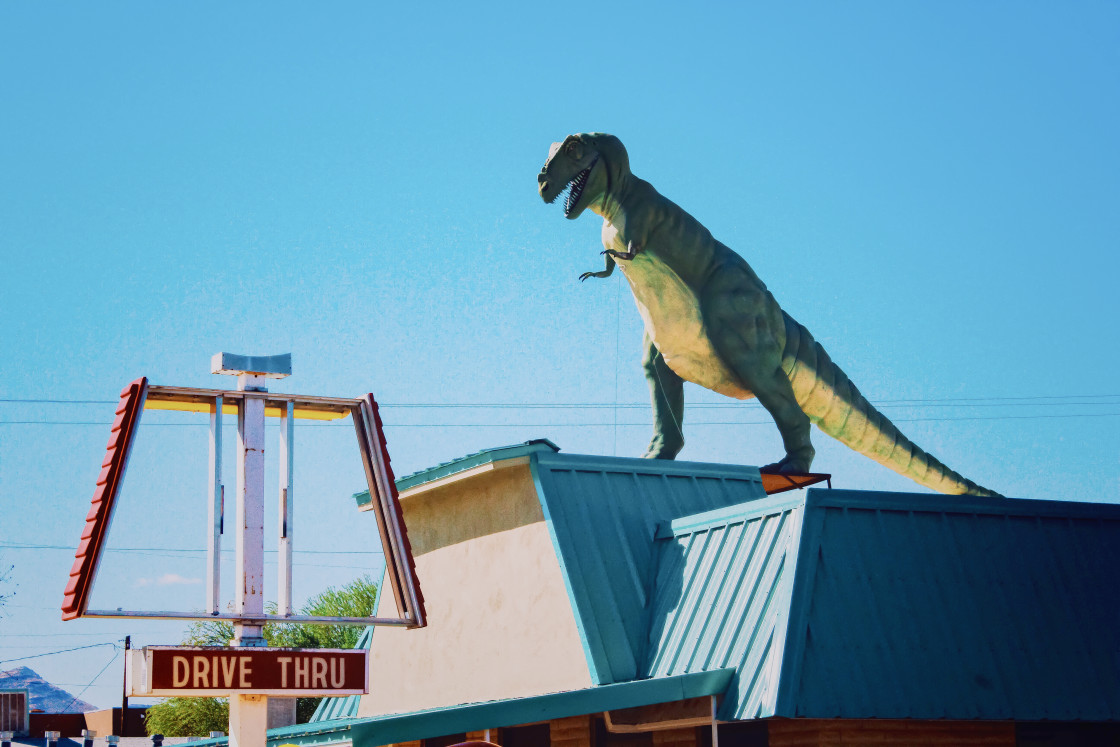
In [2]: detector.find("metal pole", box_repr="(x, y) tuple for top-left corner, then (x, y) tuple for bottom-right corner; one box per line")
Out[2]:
(278, 400), (294, 616)
(207, 396), (223, 614)
(210, 353), (291, 747)
(119, 636), (130, 736)
(234, 377), (266, 643)
(232, 372), (267, 747)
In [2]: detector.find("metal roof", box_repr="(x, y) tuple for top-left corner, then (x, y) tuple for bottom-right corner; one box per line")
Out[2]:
(775, 489), (1120, 721)
(530, 450), (770, 685)
(336, 444), (1120, 736)
(191, 669), (733, 747)
(352, 439), (560, 508)
(644, 493), (807, 721)
(639, 488), (1120, 721)
(309, 626), (376, 723)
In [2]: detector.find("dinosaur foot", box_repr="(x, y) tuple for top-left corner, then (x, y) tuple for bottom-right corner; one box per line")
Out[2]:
(641, 437), (683, 460)
(761, 448), (815, 474)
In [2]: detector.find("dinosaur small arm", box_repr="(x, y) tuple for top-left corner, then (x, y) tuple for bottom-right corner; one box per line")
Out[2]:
(538, 132), (1001, 498)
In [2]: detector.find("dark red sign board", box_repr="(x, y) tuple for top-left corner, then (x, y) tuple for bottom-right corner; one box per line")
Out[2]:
(136, 647), (368, 696)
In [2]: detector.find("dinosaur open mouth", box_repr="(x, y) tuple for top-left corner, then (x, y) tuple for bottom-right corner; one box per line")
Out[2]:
(561, 158), (597, 217)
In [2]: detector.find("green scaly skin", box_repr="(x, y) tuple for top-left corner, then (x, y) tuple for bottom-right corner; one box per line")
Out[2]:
(538, 132), (1001, 498)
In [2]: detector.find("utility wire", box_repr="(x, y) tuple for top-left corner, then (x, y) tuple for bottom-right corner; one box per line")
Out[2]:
(0, 542), (381, 555)
(3, 412), (1118, 427)
(0, 633), (123, 639)
(2, 394), (1118, 407)
(0, 642), (117, 666)
(62, 648), (119, 714)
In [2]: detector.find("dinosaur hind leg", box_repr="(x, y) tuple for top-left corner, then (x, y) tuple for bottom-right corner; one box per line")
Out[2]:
(708, 311), (814, 473)
(753, 371), (815, 473)
(641, 332), (685, 459)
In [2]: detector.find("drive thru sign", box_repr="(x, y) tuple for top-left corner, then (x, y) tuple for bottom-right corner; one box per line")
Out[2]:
(64, 354), (423, 747)
(128, 647), (368, 697)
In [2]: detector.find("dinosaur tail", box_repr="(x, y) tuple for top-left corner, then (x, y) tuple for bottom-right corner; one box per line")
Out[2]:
(780, 314), (1003, 498)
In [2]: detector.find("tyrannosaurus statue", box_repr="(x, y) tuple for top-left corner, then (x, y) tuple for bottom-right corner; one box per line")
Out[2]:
(538, 132), (1000, 497)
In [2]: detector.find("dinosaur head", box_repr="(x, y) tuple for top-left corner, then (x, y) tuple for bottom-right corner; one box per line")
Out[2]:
(538, 133), (630, 219)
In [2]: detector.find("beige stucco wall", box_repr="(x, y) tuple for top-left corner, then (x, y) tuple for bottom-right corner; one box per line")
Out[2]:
(358, 462), (593, 717)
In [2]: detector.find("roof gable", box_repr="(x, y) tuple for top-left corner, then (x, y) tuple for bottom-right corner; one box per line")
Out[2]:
(643, 493), (806, 720)
(530, 451), (769, 684)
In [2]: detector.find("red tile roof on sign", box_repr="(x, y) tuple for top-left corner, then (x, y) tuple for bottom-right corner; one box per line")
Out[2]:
(61, 377), (148, 620)
(363, 394), (426, 626)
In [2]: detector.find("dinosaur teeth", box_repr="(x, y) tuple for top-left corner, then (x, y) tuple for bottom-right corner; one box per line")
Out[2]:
(563, 165), (592, 216)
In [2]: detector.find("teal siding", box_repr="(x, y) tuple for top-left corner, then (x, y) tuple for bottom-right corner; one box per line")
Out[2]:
(644, 494), (805, 721)
(349, 669), (733, 747)
(776, 490), (1120, 720)
(530, 451), (769, 685)
(308, 627), (373, 722)
(188, 670), (734, 747)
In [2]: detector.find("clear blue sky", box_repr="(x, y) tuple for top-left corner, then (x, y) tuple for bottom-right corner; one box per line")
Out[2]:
(2, 2), (1117, 709)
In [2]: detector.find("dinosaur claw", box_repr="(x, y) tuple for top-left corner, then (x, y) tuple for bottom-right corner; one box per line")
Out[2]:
(761, 448), (815, 474)
(605, 241), (643, 262)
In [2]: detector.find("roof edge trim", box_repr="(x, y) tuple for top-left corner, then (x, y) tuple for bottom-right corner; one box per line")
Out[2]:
(656, 492), (807, 539)
(772, 493), (828, 718)
(348, 668), (735, 747)
(535, 451), (767, 482)
(528, 453), (606, 686)
(806, 488), (1120, 518)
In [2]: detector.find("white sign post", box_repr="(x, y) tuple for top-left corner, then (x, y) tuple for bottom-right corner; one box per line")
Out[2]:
(215, 354), (288, 747)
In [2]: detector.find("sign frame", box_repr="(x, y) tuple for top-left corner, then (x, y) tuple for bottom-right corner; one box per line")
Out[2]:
(127, 646), (370, 698)
(62, 380), (425, 628)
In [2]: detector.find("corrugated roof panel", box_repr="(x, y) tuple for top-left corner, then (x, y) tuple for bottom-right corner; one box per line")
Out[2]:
(530, 452), (769, 685)
(777, 490), (1120, 721)
(353, 439), (561, 509)
(310, 626), (376, 723)
(643, 494), (805, 721)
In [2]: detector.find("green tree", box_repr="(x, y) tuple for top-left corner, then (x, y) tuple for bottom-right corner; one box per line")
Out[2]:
(143, 696), (229, 737)
(145, 575), (377, 735)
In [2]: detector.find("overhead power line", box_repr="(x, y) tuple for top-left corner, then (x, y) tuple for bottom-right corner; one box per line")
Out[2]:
(0, 642), (117, 666)
(62, 648), (119, 713)
(2, 412), (1118, 427)
(0, 542), (380, 555)
(2, 394), (1119, 407)
(2, 392), (1118, 429)
(1, 633), (125, 639)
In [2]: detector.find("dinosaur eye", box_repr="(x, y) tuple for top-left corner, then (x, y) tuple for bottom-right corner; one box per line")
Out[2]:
(565, 140), (582, 159)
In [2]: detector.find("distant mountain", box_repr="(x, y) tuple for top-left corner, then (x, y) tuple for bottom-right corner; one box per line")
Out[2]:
(0, 666), (96, 713)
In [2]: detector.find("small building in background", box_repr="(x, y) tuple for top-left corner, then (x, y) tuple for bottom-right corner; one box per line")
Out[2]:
(1, 690), (30, 737)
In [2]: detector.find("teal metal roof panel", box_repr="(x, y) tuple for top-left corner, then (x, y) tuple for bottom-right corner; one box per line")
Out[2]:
(185, 717), (357, 747)
(530, 450), (769, 685)
(353, 439), (559, 508)
(189, 669), (734, 747)
(777, 489), (1120, 721)
(309, 627), (376, 723)
(644, 493), (806, 721)
(349, 668), (734, 747)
